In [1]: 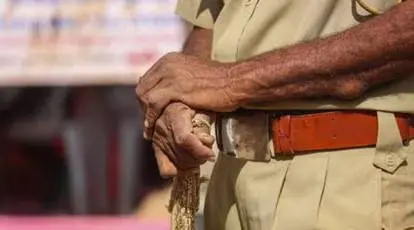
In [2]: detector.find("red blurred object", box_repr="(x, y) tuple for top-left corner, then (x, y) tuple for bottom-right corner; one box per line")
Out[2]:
(0, 139), (66, 214)
(0, 217), (169, 230)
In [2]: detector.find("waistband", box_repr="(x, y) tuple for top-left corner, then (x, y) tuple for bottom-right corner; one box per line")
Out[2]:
(216, 110), (414, 156)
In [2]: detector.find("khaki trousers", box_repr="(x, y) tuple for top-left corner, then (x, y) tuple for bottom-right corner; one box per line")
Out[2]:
(204, 112), (414, 230)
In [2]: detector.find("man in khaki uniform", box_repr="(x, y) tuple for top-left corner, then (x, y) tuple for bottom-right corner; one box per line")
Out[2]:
(137, 0), (414, 229)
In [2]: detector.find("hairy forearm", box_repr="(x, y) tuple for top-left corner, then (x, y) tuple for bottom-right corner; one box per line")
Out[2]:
(228, 0), (414, 105)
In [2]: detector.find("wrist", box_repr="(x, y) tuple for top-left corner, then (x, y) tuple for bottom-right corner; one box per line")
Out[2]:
(166, 102), (194, 114)
(224, 60), (272, 106)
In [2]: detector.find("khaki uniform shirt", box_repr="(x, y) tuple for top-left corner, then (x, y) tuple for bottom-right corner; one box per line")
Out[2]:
(176, 2), (414, 229)
(176, 0), (414, 113)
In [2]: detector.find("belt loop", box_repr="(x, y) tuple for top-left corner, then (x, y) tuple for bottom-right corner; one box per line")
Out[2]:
(373, 111), (407, 173)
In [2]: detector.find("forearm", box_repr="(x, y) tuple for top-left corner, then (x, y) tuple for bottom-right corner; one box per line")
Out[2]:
(182, 26), (214, 123)
(182, 26), (213, 60)
(228, 0), (414, 105)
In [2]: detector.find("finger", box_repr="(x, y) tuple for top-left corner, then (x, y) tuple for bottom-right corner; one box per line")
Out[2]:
(154, 129), (204, 170)
(136, 60), (162, 96)
(139, 97), (152, 140)
(194, 131), (215, 148)
(152, 130), (179, 165)
(143, 89), (175, 138)
(193, 126), (215, 161)
(142, 111), (150, 140)
(175, 132), (215, 160)
(137, 86), (147, 134)
(169, 107), (214, 159)
(145, 114), (168, 140)
(192, 114), (215, 154)
(153, 144), (177, 178)
(170, 144), (207, 169)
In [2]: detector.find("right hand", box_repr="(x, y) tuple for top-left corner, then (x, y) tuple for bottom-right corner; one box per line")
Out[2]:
(151, 102), (215, 177)
(136, 52), (238, 140)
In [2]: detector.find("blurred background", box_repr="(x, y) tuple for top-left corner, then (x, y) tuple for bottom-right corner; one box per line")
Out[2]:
(0, 0), (190, 228)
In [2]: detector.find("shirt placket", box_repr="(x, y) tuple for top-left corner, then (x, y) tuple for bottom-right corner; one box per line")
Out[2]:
(215, 0), (259, 62)
(235, 0), (260, 60)
(217, 0), (261, 157)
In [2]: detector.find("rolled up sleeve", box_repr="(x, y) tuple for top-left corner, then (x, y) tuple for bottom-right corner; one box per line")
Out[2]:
(175, 0), (223, 29)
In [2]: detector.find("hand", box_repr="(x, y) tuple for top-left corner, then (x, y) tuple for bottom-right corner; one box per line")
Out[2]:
(136, 52), (239, 139)
(151, 102), (215, 173)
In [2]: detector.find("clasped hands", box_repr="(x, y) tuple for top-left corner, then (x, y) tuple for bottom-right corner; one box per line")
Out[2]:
(136, 52), (239, 175)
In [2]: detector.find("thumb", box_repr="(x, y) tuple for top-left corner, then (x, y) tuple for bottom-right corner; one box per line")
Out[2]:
(193, 127), (215, 148)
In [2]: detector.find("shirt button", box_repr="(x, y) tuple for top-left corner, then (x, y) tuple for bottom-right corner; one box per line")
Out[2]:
(386, 155), (395, 168)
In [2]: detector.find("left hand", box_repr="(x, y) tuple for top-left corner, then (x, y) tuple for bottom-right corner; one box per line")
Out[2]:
(153, 110), (214, 178)
(136, 52), (239, 139)
(151, 103), (215, 172)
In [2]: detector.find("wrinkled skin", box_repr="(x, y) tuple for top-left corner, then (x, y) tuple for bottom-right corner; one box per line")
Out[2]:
(136, 52), (239, 139)
(151, 102), (215, 171)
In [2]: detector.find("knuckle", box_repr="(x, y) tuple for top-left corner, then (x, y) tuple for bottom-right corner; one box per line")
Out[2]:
(153, 121), (166, 136)
(152, 125), (161, 136)
(151, 135), (162, 147)
(135, 87), (143, 98)
(175, 133), (190, 146)
(139, 95), (149, 107)
(147, 94), (157, 108)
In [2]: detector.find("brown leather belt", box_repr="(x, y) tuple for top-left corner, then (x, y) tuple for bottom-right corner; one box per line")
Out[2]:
(272, 111), (414, 155)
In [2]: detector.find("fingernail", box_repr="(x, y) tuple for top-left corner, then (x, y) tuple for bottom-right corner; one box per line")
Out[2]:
(143, 132), (149, 140)
(207, 156), (216, 162)
(144, 120), (149, 128)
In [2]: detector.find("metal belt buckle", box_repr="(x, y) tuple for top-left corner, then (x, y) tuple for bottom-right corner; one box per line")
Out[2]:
(215, 115), (237, 157)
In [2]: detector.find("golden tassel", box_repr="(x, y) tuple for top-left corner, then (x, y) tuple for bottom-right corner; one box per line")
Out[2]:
(168, 169), (200, 230)
(155, 114), (211, 230)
